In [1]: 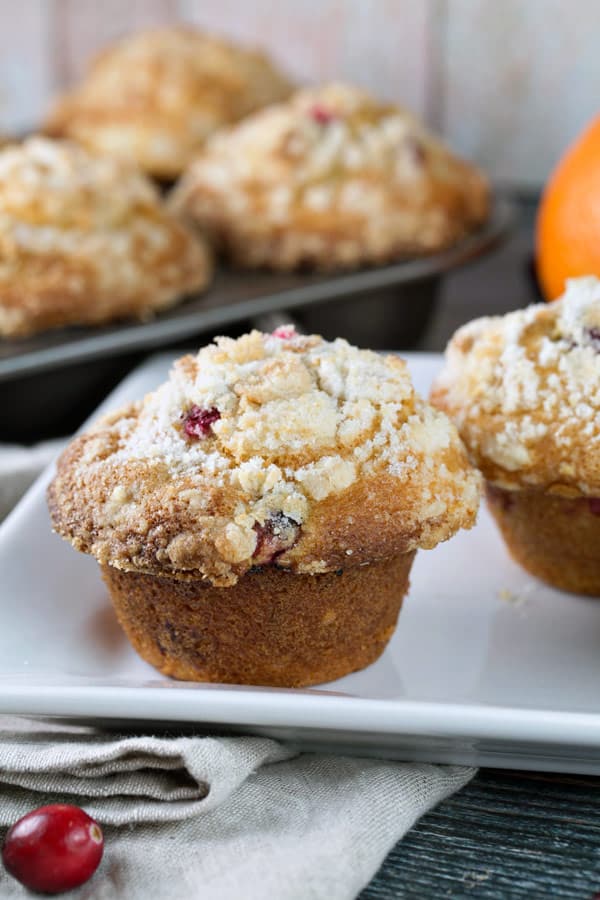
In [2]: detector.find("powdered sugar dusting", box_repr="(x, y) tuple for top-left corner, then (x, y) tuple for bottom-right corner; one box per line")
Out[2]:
(0, 137), (210, 337)
(432, 276), (600, 493)
(62, 327), (479, 580)
(45, 26), (292, 179)
(122, 327), (455, 490)
(170, 82), (489, 269)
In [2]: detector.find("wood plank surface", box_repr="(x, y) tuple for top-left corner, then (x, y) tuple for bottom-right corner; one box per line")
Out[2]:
(52, 0), (177, 86)
(179, 0), (432, 117)
(0, 0), (53, 132)
(361, 769), (600, 899)
(3, 1), (600, 183)
(440, 0), (600, 185)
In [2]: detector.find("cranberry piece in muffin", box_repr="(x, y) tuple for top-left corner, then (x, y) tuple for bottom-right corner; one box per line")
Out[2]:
(253, 512), (301, 565)
(183, 406), (221, 439)
(309, 104), (336, 125)
(585, 326), (600, 351)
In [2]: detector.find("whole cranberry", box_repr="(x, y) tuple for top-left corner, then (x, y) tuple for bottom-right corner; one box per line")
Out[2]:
(2, 804), (103, 895)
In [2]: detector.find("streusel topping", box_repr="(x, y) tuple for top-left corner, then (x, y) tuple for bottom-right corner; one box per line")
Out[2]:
(177, 83), (464, 200)
(0, 137), (210, 337)
(431, 277), (600, 494)
(170, 82), (489, 270)
(49, 328), (480, 585)
(0, 136), (156, 227)
(45, 27), (292, 178)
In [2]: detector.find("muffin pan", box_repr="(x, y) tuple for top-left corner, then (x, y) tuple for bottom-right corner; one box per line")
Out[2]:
(0, 195), (514, 442)
(1, 351), (600, 774)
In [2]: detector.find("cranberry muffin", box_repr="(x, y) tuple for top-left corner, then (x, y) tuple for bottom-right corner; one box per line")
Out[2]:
(170, 82), (490, 270)
(0, 137), (211, 338)
(48, 327), (480, 687)
(431, 276), (600, 596)
(45, 27), (292, 180)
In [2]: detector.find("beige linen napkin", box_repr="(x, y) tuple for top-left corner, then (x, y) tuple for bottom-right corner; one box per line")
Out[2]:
(0, 717), (475, 900)
(0, 444), (476, 898)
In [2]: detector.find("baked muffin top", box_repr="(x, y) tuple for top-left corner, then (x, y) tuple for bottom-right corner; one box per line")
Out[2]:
(49, 327), (481, 586)
(431, 277), (600, 495)
(171, 82), (490, 270)
(45, 27), (292, 179)
(0, 137), (211, 337)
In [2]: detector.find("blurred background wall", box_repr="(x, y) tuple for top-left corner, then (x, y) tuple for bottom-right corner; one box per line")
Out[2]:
(0, 0), (597, 188)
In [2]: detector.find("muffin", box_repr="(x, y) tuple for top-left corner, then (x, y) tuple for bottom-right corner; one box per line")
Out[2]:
(45, 27), (292, 180)
(48, 327), (480, 687)
(0, 137), (211, 338)
(431, 276), (600, 596)
(170, 82), (490, 271)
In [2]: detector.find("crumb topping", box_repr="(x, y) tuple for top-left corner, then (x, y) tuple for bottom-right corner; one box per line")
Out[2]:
(49, 328), (480, 584)
(170, 82), (489, 269)
(45, 27), (292, 178)
(431, 277), (600, 494)
(0, 136), (157, 225)
(0, 137), (210, 337)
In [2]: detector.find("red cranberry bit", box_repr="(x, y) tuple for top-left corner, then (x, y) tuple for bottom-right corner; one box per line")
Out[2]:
(271, 325), (297, 340)
(404, 136), (426, 167)
(585, 326), (600, 351)
(589, 498), (600, 515)
(253, 512), (300, 565)
(2, 804), (103, 895)
(309, 104), (336, 125)
(183, 405), (220, 439)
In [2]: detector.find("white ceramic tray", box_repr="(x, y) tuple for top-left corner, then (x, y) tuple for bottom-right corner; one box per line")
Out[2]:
(2, 352), (600, 773)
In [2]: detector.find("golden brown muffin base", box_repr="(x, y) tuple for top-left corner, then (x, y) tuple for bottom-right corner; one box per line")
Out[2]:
(486, 485), (600, 596)
(101, 551), (415, 687)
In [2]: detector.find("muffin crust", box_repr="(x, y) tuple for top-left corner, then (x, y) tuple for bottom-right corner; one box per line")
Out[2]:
(49, 327), (481, 587)
(431, 277), (600, 496)
(171, 82), (490, 270)
(45, 27), (292, 179)
(0, 138), (211, 338)
(102, 553), (414, 686)
(487, 486), (600, 596)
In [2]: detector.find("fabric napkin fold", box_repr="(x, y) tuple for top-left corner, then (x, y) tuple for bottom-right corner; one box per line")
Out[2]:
(0, 719), (295, 825)
(0, 717), (475, 900)
(0, 443), (477, 899)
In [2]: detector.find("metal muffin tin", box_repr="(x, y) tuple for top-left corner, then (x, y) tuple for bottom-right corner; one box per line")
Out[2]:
(0, 194), (515, 442)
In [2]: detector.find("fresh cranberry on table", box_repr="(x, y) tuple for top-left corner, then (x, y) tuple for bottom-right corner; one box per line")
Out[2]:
(2, 804), (103, 895)
(183, 405), (221, 439)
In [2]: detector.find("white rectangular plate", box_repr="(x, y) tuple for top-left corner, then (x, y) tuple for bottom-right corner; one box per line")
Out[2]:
(2, 352), (600, 773)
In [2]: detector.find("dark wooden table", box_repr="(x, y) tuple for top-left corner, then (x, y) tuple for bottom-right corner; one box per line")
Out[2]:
(361, 197), (600, 900)
(362, 769), (600, 899)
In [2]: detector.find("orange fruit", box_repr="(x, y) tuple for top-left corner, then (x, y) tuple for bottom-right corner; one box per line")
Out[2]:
(536, 116), (600, 301)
